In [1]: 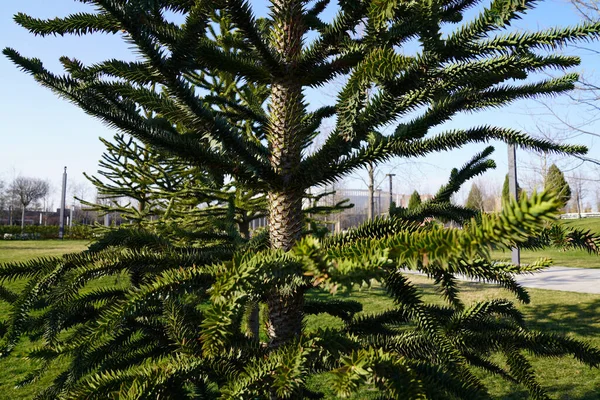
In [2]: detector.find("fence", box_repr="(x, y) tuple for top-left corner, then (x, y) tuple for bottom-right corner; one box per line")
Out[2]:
(560, 212), (600, 219)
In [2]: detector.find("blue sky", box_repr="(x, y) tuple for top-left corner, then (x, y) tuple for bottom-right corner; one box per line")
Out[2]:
(0, 0), (598, 208)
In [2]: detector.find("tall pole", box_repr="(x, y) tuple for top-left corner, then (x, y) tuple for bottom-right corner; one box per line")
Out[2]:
(507, 145), (520, 265)
(367, 162), (375, 221)
(386, 173), (396, 212)
(59, 167), (67, 240)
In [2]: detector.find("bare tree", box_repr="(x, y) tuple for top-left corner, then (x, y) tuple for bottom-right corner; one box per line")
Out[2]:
(0, 179), (7, 224)
(568, 170), (589, 217)
(473, 177), (502, 212)
(10, 177), (50, 231)
(572, 0), (600, 22)
(520, 0), (600, 168)
(69, 180), (94, 225)
(465, 183), (485, 211)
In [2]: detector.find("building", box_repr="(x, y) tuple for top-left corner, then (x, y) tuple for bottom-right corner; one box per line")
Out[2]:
(306, 188), (433, 233)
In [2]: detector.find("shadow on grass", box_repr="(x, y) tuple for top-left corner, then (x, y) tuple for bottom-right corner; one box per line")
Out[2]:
(493, 388), (600, 400)
(487, 382), (600, 400)
(308, 279), (600, 400)
(549, 388), (600, 400)
(307, 286), (391, 301)
(520, 295), (600, 339)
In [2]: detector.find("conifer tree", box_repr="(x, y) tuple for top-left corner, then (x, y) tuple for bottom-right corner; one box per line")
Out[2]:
(392, 147), (497, 224)
(465, 183), (485, 211)
(408, 190), (422, 210)
(545, 163), (571, 208)
(3, 1), (600, 399)
(502, 173), (523, 203)
(83, 134), (195, 226)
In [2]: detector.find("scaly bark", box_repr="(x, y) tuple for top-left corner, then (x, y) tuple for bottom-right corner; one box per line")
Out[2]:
(265, 0), (306, 351)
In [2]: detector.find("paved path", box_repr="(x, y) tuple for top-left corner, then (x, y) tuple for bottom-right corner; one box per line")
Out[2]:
(513, 267), (600, 294)
(404, 267), (600, 294)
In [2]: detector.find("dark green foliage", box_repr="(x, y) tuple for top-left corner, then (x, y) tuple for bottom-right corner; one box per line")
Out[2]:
(408, 191), (422, 210)
(4, 0), (600, 399)
(2, 194), (599, 400)
(391, 147), (496, 224)
(82, 133), (217, 232)
(520, 222), (600, 254)
(544, 164), (571, 208)
(502, 174), (523, 203)
(465, 184), (485, 211)
(0, 225), (93, 240)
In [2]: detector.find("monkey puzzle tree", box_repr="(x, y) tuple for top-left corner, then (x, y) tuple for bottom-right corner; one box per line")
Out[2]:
(3, 0), (600, 398)
(83, 134), (194, 225)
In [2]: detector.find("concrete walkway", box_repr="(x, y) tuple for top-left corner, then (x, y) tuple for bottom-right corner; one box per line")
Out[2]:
(403, 267), (600, 294)
(513, 267), (600, 294)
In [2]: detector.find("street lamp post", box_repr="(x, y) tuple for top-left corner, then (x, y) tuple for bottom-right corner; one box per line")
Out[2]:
(507, 145), (520, 265)
(386, 173), (396, 212)
(59, 167), (67, 240)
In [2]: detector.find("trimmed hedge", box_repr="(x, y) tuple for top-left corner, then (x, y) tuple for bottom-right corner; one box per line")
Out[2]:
(0, 225), (93, 240)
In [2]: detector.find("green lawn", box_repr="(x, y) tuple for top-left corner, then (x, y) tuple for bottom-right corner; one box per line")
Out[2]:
(491, 247), (600, 269)
(488, 217), (600, 269)
(1, 241), (599, 399)
(0, 240), (90, 399)
(560, 217), (600, 233)
(0, 240), (89, 264)
(306, 277), (600, 399)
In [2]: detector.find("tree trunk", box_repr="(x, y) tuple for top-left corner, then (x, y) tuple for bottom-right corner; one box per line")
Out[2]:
(240, 216), (259, 338)
(21, 206), (25, 232)
(238, 218), (250, 240)
(247, 303), (260, 339)
(368, 162), (375, 221)
(266, 190), (304, 348)
(265, 0), (305, 355)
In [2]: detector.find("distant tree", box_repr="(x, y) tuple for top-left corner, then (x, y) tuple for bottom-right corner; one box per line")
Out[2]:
(465, 183), (485, 211)
(83, 134), (192, 226)
(4, 1), (600, 399)
(0, 179), (7, 223)
(473, 178), (502, 212)
(0, 178), (5, 207)
(545, 164), (571, 209)
(408, 190), (422, 210)
(569, 171), (588, 218)
(502, 174), (523, 203)
(10, 177), (49, 231)
(391, 147), (497, 224)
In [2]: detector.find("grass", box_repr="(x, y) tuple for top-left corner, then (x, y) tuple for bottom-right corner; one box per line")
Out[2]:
(306, 277), (600, 399)
(488, 217), (600, 269)
(0, 242), (599, 399)
(419, 278), (600, 399)
(0, 240), (90, 400)
(0, 240), (89, 264)
(560, 217), (600, 233)
(491, 247), (600, 268)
